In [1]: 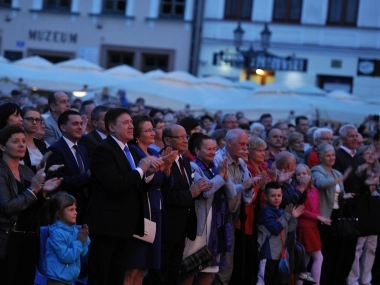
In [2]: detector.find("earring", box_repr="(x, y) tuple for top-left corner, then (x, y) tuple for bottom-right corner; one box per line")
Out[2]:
(136, 138), (139, 143)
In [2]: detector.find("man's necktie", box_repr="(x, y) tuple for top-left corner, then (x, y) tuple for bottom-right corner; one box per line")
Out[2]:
(73, 145), (85, 174)
(178, 157), (188, 186)
(124, 145), (136, 170)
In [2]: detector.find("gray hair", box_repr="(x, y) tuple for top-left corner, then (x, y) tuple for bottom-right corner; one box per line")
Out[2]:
(225, 128), (240, 143)
(338, 124), (357, 138)
(249, 122), (265, 133)
(221, 113), (236, 123)
(316, 143), (335, 162)
(313, 127), (333, 144)
(248, 136), (267, 150)
(288, 132), (304, 148)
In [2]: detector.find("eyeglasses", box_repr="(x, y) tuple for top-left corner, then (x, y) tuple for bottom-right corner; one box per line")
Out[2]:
(24, 117), (42, 123)
(141, 129), (155, 133)
(363, 152), (376, 157)
(168, 135), (190, 140)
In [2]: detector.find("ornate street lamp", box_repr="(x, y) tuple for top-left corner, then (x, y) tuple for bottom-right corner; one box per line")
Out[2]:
(233, 23), (272, 80)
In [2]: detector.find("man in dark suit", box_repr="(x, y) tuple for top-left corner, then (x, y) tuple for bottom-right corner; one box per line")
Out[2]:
(46, 110), (91, 224)
(78, 105), (109, 163)
(144, 124), (211, 285)
(87, 108), (163, 285)
(44, 91), (71, 145)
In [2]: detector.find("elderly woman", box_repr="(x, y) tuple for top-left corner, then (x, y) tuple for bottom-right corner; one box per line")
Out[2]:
(232, 136), (272, 284)
(249, 122), (265, 138)
(0, 126), (62, 285)
(347, 145), (379, 285)
(123, 115), (176, 285)
(288, 131), (305, 163)
(180, 132), (235, 285)
(311, 143), (354, 285)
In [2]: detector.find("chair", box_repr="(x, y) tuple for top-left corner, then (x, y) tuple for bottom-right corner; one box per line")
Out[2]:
(34, 225), (89, 285)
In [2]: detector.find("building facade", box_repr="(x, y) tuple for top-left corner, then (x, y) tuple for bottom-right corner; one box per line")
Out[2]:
(0, 0), (194, 72)
(199, 0), (380, 99)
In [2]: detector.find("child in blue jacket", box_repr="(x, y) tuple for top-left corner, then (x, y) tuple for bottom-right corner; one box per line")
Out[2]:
(257, 182), (304, 285)
(44, 192), (90, 285)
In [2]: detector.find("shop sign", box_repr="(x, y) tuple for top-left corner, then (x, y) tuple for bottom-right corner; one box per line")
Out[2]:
(28, 30), (78, 44)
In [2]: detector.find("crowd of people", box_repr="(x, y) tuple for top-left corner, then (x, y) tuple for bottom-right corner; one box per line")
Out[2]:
(0, 88), (379, 285)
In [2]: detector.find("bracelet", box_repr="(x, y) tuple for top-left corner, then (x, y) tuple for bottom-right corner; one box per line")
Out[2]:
(27, 187), (38, 195)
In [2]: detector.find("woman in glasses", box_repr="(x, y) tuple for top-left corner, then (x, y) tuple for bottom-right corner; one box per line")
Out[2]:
(21, 106), (49, 172)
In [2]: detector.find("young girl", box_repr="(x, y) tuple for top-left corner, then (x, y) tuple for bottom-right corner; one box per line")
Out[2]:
(295, 164), (331, 285)
(44, 192), (90, 285)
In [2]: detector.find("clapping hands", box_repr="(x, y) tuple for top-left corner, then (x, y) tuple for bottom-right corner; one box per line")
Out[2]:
(78, 224), (89, 243)
(285, 203), (305, 218)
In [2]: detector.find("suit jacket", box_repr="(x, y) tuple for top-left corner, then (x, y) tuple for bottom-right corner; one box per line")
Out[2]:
(87, 136), (144, 238)
(23, 138), (48, 173)
(47, 137), (91, 222)
(161, 155), (195, 243)
(311, 165), (344, 219)
(333, 148), (366, 196)
(44, 115), (62, 145)
(78, 129), (103, 163)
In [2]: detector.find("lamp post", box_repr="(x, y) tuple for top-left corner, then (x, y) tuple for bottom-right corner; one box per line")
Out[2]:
(233, 23), (272, 80)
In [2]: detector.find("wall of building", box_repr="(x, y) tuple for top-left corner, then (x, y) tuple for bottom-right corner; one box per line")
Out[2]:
(199, 0), (380, 99)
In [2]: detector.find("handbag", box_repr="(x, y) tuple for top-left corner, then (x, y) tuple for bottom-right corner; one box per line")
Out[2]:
(278, 230), (290, 275)
(180, 200), (213, 278)
(331, 198), (360, 238)
(0, 218), (17, 260)
(133, 193), (156, 244)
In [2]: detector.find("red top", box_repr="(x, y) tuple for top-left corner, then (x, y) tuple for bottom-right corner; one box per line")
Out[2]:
(307, 147), (319, 169)
(236, 161), (272, 235)
(297, 185), (320, 228)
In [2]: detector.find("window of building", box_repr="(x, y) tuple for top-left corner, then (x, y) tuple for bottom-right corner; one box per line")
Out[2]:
(141, 53), (169, 72)
(102, 0), (126, 14)
(160, 0), (185, 18)
(4, 50), (23, 61)
(43, 0), (71, 11)
(0, 0), (11, 7)
(273, 0), (302, 23)
(318, 75), (353, 93)
(327, 0), (358, 26)
(224, 0), (252, 20)
(107, 51), (134, 68)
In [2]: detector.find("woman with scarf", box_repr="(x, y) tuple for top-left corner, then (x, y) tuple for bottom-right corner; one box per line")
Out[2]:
(180, 132), (236, 285)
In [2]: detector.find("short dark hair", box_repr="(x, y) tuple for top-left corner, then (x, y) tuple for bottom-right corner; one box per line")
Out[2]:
(162, 125), (173, 143)
(0, 103), (22, 129)
(264, 182), (282, 196)
(0, 125), (24, 146)
(79, 100), (95, 116)
(188, 132), (212, 156)
(259, 113), (272, 122)
(266, 127), (281, 138)
(152, 117), (163, 127)
(179, 117), (200, 135)
(48, 92), (58, 106)
(200, 115), (213, 123)
(295, 116), (308, 126)
(132, 115), (153, 142)
(91, 105), (110, 122)
(210, 129), (227, 145)
(104, 107), (130, 132)
(58, 110), (80, 129)
(49, 192), (77, 224)
(21, 106), (40, 118)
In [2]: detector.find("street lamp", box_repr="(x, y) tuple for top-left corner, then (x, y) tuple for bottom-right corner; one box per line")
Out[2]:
(233, 22), (272, 80)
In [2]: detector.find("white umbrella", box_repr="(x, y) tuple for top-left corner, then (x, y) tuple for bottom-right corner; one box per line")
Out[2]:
(294, 85), (326, 96)
(253, 82), (293, 95)
(14, 56), (54, 69)
(105, 64), (143, 78)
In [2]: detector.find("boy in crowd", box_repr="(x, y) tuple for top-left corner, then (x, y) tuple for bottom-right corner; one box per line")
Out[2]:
(257, 182), (304, 285)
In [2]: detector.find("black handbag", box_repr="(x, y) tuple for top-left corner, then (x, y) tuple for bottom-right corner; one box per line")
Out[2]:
(331, 199), (360, 238)
(180, 200), (213, 278)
